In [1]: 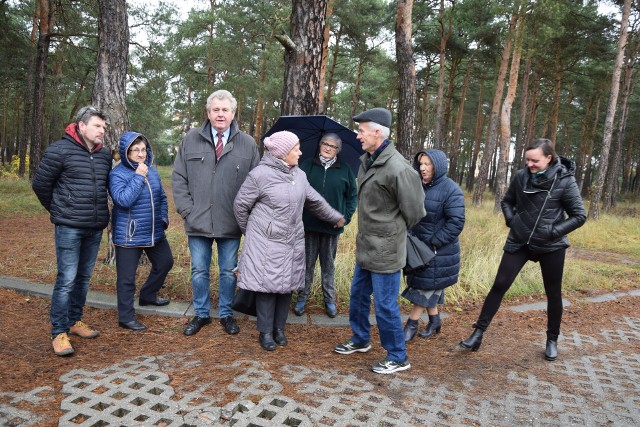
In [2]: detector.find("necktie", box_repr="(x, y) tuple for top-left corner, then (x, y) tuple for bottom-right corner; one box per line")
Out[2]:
(215, 133), (224, 161)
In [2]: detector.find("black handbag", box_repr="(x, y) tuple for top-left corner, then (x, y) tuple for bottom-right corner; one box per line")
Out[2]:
(231, 288), (257, 316)
(404, 232), (436, 275)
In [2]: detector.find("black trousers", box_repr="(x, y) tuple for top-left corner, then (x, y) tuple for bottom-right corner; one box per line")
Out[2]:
(475, 247), (566, 340)
(255, 292), (292, 333)
(115, 238), (174, 322)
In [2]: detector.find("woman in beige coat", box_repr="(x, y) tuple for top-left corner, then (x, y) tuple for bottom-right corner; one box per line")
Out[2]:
(233, 131), (344, 351)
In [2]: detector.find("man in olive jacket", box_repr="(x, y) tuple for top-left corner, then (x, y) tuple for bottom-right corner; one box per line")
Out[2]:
(334, 107), (426, 374)
(172, 89), (260, 337)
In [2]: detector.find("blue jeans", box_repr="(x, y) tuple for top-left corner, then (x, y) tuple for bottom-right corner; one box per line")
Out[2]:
(348, 264), (407, 363)
(188, 236), (240, 318)
(50, 225), (103, 337)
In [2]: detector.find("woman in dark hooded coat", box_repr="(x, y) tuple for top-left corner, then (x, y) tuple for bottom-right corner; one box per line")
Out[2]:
(402, 149), (465, 342)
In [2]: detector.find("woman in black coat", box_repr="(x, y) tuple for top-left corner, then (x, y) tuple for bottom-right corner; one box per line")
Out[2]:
(402, 149), (465, 342)
(459, 138), (586, 361)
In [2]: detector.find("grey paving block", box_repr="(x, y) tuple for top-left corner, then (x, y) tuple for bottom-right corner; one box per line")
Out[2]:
(508, 298), (571, 312)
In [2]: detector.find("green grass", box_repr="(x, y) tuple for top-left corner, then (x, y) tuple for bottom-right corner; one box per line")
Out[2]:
(1, 174), (639, 310)
(0, 177), (46, 216)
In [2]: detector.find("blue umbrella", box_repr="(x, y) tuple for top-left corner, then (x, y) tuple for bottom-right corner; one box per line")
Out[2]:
(263, 115), (363, 175)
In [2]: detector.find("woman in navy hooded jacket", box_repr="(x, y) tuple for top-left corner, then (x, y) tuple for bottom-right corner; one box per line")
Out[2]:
(109, 132), (174, 331)
(402, 149), (465, 343)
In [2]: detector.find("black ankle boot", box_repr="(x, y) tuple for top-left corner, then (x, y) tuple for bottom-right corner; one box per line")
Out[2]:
(459, 326), (483, 351)
(259, 332), (276, 351)
(273, 329), (288, 346)
(403, 319), (419, 342)
(418, 314), (442, 338)
(545, 339), (558, 361)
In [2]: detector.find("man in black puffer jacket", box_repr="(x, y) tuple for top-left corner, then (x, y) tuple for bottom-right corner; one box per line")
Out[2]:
(32, 106), (112, 357)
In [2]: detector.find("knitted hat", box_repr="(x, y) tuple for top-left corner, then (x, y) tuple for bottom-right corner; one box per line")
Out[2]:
(352, 107), (392, 128)
(264, 131), (299, 159)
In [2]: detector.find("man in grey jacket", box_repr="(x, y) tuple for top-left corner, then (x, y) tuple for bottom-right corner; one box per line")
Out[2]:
(172, 90), (260, 337)
(333, 107), (426, 374)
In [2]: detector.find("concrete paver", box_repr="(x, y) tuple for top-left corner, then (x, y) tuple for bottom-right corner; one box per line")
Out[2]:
(1, 276), (639, 426)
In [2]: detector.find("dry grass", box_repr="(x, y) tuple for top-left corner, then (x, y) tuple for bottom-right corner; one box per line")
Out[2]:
(1, 170), (638, 313)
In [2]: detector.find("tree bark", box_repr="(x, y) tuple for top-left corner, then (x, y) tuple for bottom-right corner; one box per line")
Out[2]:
(93, 0), (130, 152)
(513, 54), (531, 173)
(589, 0), (631, 220)
(604, 64), (634, 210)
(434, 0), (452, 150)
(466, 80), (484, 191)
(494, 15), (523, 212)
(449, 56), (474, 179)
(280, 0), (328, 116)
(93, 0), (130, 264)
(395, 0), (416, 159)
(472, 13), (517, 207)
(325, 22), (343, 114)
(28, 0), (56, 180)
(318, 0), (335, 113)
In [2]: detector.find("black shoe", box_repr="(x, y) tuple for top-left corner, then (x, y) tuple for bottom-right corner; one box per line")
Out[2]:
(293, 301), (305, 316)
(183, 316), (212, 336)
(273, 329), (288, 346)
(459, 327), (483, 351)
(418, 314), (442, 339)
(220, 316), (240, 335)
(403, 319), (419, 343)
(119, 320), (147, 331)
(139, 297), (170, 306)
(545, 339), (558, 361)
(325, 303), (337, 318)
(259, 332), (276, 351)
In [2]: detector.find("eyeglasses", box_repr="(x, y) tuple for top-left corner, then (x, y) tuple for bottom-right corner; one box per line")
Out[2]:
(321, 142), (339, 150)
(129, 148), (147, 154)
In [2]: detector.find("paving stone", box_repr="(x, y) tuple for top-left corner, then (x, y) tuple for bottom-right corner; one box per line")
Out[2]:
(508, 298), (571, 312)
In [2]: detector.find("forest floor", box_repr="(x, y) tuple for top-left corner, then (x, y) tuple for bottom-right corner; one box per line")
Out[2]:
(1, 213), (639, 425)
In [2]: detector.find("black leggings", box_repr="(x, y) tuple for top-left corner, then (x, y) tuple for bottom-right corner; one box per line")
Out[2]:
(475, 247), (566, 340)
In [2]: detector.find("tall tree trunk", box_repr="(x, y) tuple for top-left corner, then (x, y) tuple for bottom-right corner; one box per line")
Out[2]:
(576, 96), (595, 191)
(20, 6), (39, 177)
(589, 0), (631, 220)
(523, 70), (540, 160)
(253, 29), (275, 141)
(434, 0), (452, 149)
(513, 54), (531, 174)
(395, 0), (416, 159)
(349, 55), (365, 130)
(417, 64), (432, 145)
(318, 0), (335, 113)
(280, 0), (328, 116)
(604, 65), (634, 210)
(93, 0), (130, 152)
(549, 64), (563, 145)
(450, 56), (474, 179)
(621, 130), (634, 192)
(93, 0), (130, 264)
(472, 13), (517, 206)
(28, 0), (56, 180)
(325, 22), (343, 114)
(494, 15), (524, 212)
(467, 80), (484, 191)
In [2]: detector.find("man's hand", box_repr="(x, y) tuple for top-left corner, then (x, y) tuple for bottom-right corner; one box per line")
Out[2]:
(334, 217), (346, 228)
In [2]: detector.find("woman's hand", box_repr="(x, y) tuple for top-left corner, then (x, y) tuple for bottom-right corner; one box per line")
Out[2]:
(135, 163), (148, 177)
(334, 217), (346, 228)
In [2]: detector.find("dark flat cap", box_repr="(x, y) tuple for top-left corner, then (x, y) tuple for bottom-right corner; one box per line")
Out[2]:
(352, 107), (392, 128)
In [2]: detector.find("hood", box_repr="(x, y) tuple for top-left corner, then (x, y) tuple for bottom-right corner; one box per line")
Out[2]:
(64, 123), (104, 152)
(119, 131), (152, 169)
(413, 149), (448, 184)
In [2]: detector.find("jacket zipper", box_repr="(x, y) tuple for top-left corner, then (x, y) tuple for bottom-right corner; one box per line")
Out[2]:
(526, 174), (557, 245)
(147, 177), (155, 245)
